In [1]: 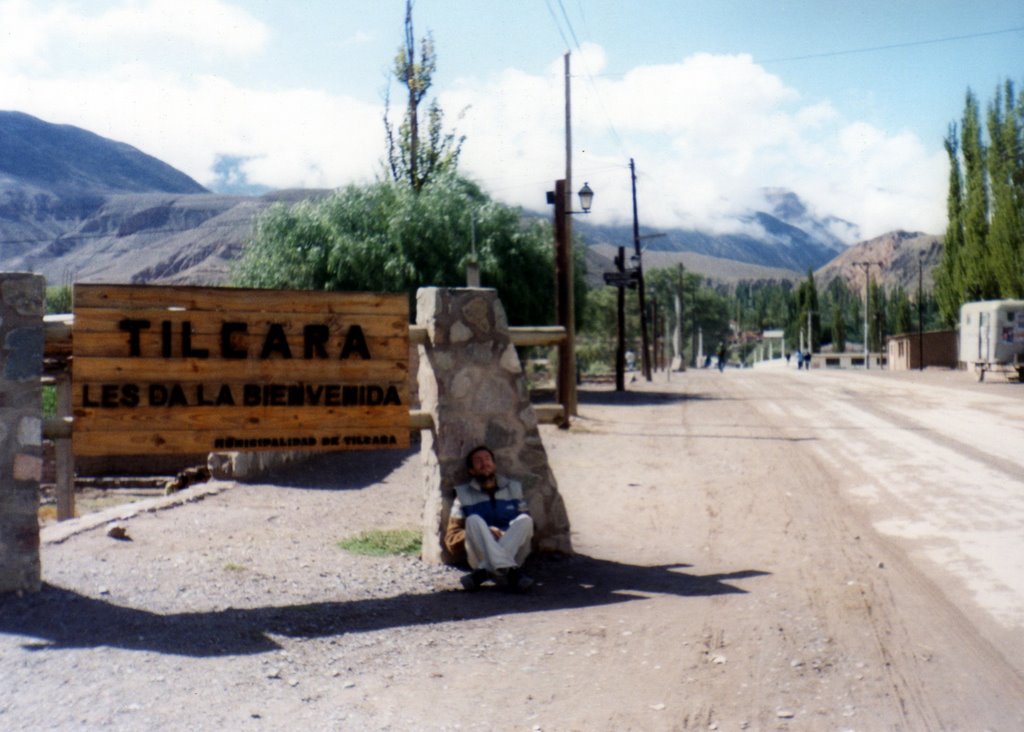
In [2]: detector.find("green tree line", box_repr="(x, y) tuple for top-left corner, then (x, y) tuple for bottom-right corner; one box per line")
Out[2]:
(936, 78), (1024, 324)
(594, 271), (944, 372)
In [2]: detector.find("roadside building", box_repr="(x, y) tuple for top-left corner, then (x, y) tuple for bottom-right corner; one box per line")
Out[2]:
(885, 330), (957, 370)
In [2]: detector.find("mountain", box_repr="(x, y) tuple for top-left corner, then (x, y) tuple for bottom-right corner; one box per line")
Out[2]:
(0, 111), (207, 195)
(576, 188), (858, 285)
(0, 111), (328, 284)
(1, 111), (939, 290)
(4, 189), (328, 285)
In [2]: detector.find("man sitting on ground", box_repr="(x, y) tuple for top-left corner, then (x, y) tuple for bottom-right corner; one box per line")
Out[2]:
(444, 445), (535, 592)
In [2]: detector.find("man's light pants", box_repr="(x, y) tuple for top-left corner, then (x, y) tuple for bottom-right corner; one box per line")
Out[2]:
(464, 514), (534, 573)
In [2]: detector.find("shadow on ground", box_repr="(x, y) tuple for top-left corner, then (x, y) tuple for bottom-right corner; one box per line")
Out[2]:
(0, 556), (769, 657)
(252, 447), (420, 491)
(576, 389), (718, 407)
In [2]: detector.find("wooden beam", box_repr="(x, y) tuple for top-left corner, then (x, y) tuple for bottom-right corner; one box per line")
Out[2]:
(509, 326), (566, 347)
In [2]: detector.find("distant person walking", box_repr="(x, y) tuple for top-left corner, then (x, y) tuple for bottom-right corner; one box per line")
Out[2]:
(716, 342), (727, 372)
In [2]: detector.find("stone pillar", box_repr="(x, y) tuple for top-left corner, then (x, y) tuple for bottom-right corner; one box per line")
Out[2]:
(0, 274), (45, 594)
(416, 287), (572, 563)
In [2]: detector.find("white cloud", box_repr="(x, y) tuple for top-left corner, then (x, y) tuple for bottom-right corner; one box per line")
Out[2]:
(449, 48), (947, 240)
(3, 67), (384, 190)
(0, 8), (947, 243)
(0, 0), (267, 71)
(83, 0), (269, 55)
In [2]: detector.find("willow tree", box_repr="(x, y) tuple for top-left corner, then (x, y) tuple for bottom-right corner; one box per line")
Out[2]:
(233, 173), (561, 326)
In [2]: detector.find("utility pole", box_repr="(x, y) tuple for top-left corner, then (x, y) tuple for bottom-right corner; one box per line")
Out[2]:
(807, 308), (813, 353)
(853, 261), (882, 369)
(561, 52), (576, 417)
(552, 179), (575, 424)
(630, 159), (652, 381)
(615, 246), (626, 391)
(651, 301), (660, 371)
(918, 251), (925, 371)
(673, 263), (685, 371)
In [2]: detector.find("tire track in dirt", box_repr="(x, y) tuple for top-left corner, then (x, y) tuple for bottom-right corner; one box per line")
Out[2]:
(718, 367), (1024, 729)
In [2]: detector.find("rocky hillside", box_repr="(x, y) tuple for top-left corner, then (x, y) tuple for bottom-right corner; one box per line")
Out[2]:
(4, 188), (326, 285)
(814, 230), (943, 293)
(0, 111), (331, 284)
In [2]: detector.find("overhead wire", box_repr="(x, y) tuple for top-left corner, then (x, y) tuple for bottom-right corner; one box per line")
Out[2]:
(547, 0), (630, 171)
(761, 25), (1024, 64)
(543, 0), (572, 52)
(587, 25), (1024, 78)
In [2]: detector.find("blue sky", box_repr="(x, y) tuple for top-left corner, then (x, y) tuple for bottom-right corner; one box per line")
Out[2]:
(2, 0), (1022, 241)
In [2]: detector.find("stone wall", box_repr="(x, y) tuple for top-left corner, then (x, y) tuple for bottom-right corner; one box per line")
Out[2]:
(416, 287), (572, 563)
(0, 274), (44, 593)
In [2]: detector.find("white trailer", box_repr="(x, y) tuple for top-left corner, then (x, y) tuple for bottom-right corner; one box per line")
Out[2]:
(958, 299), (1024, 381)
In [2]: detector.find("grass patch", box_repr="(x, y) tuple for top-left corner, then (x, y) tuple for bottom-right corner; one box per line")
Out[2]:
(337, 528), (421, 557)
(223, 562), (247, 572)
(42, 385), (56, 417)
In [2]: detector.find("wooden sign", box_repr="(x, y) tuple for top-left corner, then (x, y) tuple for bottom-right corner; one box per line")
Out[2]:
(72, 285), (409, 456)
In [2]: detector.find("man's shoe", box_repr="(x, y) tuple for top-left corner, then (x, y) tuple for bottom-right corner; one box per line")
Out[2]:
(460, 569), (488, 591)
(505, 568), (534, 593)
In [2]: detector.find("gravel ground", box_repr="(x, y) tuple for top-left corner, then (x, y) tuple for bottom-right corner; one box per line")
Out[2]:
(3, 371), (1024, 731)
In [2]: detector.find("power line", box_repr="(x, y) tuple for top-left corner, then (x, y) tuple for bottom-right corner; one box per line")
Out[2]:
(761, 26), (1024, 64)
(555, 0), (583, 51)
(588, 25), (1024, 78)
(543, 0), (572, 51)
(544, 0), (629, 159)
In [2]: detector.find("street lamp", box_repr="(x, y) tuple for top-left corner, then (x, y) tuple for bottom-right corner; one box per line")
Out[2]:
(547, 180), (595, 425)
(547, 181), (595, 213)
(577, 182), (594, 213)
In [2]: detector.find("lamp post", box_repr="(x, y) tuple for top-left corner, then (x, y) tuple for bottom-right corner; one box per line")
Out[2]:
(547, 180), (594, 425)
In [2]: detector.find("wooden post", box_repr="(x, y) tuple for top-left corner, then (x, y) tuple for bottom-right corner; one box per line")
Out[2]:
(55, 373), (75, 521)
(553, 179), (576, 424)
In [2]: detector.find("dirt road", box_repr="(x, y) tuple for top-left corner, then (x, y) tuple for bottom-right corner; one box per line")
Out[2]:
(2, 363), (1024, 730)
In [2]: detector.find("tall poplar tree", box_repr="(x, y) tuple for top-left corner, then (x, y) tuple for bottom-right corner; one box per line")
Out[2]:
(987, 80), (1024, 297)
(793, 269), (820, 350)
(936, 80), (1024, 323)
(936, 124), (966, 325)
(384, 0), (464, 192)
(959, 90), (998, 300)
